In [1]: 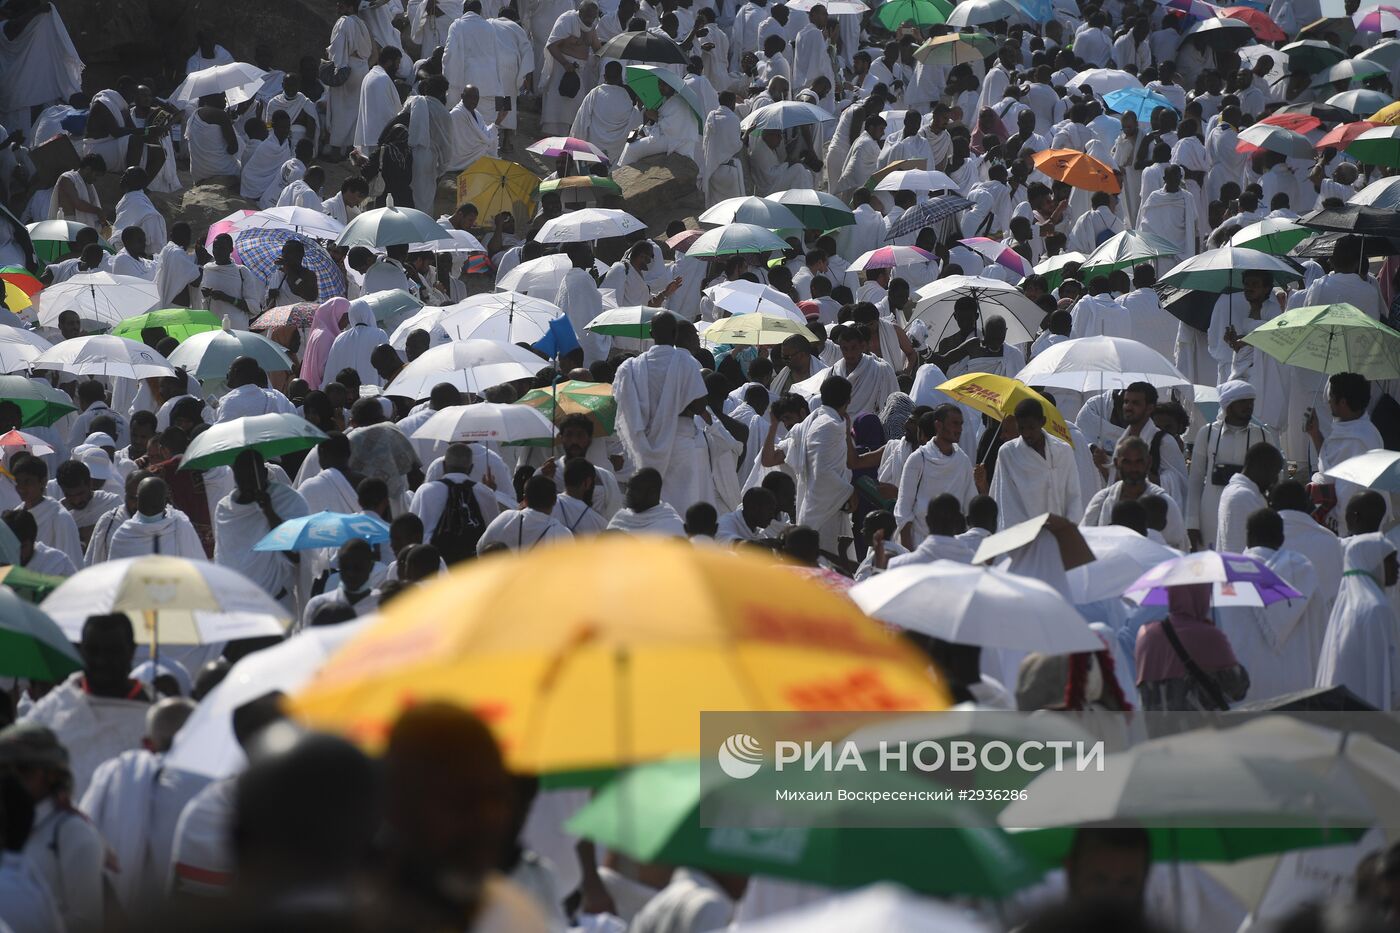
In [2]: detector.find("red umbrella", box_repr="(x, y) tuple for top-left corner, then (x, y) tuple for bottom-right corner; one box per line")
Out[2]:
(1260, 112), (1323, 133)
(1316, 120), (1381, 150)
(1219, 6), (1286, 41)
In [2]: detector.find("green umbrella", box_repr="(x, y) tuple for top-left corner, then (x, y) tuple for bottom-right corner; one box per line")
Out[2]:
(1243, 302), (1400, 379)
(568, 759), (1044, 899)
(1025, 250), (1085, 290)
(0, 566), (64, 604)
(24, 220), (114, 264)
(517, 379), (616, 443)
(875, 0), (951, 30)
(624, 65), (705, 129)
(111, 308), (224, 344)
(167, 329), (294, 381)
(1280, 39), (1347, 74)
(1159, 246), (1304, 293)
(686, 223), (790, 258)
(0, 375), (78, 428)
(0, 584), (81, 680)
(585, 306), (660, 338)
(768, 189), (857, 229)
(179, 412), (328, 470)
(1345, 126), (1400, 167)
(1227, 218), (1310, 255)
(1078, 229), (1181, 280)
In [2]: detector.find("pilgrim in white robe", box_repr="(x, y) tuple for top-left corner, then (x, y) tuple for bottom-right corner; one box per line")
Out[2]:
(824, 353), (899, 419)
(607, 503), (687, 535)
(323, 299), (390, 387)
(48, 167), (101, 227)
(1081, 480), (1188, 551)
(22, 672), (149, 798)
(786, 404), (853, 552)
(264, 91), (320, 154)
(492, 15), (533, 132)
(155, 241), (200, 307)
(443, 12), (504, 106)
(541, 10), (592, 135)
(298, 466), (361, 515)
(27, 496), (82, 566)
(356, 65), (402, 152)
(613, 345), (708, 512)
(326, 13), (373, 150)
(112, 190), (166, 253)
(748, 135), (812, 196)
(409, 0), (463, 52)
(895, 441), (976, 543)
(990, 434), (1085, 529)
(108, 509), (207, 560)
(554, 266), (610, 365)
(0, 6), (82, 135)
(1138, 187), (1199, 266)
(449, 101), (498, 172)
(571, 84), (641, 164)
(404, 93), (454, 214)
(834, 132), (881, 200)
(1281, 507), (1343, 669)
(701, 417), (745, 514)
(1205, 123), (1246, 202)
(239, 134), (291, 204)
(185, 113), (242, 183)
(619, 94), (701, 168)
(477, 507), (573, 553)
(1315, 534), (1399, 709)
(1317, 415), (1386, 521)
(1217, 545), (1321, 704)
(200, 260), (264, 331)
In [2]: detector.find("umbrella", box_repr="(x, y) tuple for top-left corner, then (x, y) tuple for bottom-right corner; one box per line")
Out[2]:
(0, 327), (50, 372)
(1355, 6), (1400, 32)
(166, 328), (294, 380)
(1066, 68), (1143, 96)
(1031, 149), (1120, 193)
(1282, 39), (1349, 72)
(1228, 218), (1311, 254)
(1259, 112), (1324, 133)
(912, 276), (1044, 345)
(525, 136), (609, 163)
(849, 245), (937, 273)
(1103, 87), (1179, 120)
(1181, 16), (1256, 49)
(290, 537), (948, 771)
(871, 169), (959, 193)
(31, 334), (174, 380)
(686, 223), (789, 258)
(335, 198), (450, 248)
(1237, 124), (1316, 158)
(35, 272), (158, 328)
(1299, 203), (1400, 235)
(945, 0), (1023, 27)
(170, 62), (268, 104)
(40, 556), (290, 644)
(254, 512), (391, 552)
(1069, 526), (1181, 604)
(1359, 37), (1400, 69)
(1327, 89), (1396, 116)
(913, 30), (998, 65)
(383, 339), (548, 399)
(955, 238), (1030, 277)
(518, 380), (616, 436)
(1125, 550), (1304, 607)
(436, 293), (564, 343)
(0, 267), (42, 300)
(705, 280), (805, 321)
(884, 194), (972, 241)
(699, 196), (805, 229)
(356, 288), (424, 331)
(1346, 125), (1400, 166)
(768, 189), (857, 229)
(25, 220), (112, 264)
(164, 620), (371, 780)
(625, 64), (705, 129)
(205, 209), (255, 260)
(568, 759), (1040, 899)
(1, 281), (32, 318)
(410, 402), (555, 445)
(740, 101), (836, 134)
(0, 375), (76, 427)
(538, 175), (623, 200)
(1312, 58), (1388, 88)
(0, 587), (81, 680)
(1276, 100), (1354, 122)
(179, 412), (328, 470)
(232, 205), (346, 240)
(387, 307), (452, 349)
(1243, 302), (1400, 379)
(455, 156), (541, 222)
(1371, 100), (1400, 124)
(536, 208), (646, 244)
(733, 885), (989, 933)
(235, 228), (345, 301)
(1315, 120), (1380, 150)
(1219, 5), (1286, 40)
(0, 429), (53, 456)
(851, 563), (1100, 653)
(1321, 449), (1400, 491)
(874, 0), (951, 29)
(1078, 230), (1180, 280)
(786, 0), (868, 10)
(110, 308), (223, 343)
(1289, 229), (1400, 259)
(1027, 250), (1086, 289)
(703, 314), (816, 346)
(599, 29), (688, 64)
(585, 306), (660, 339)
(1159, 246), (1304, 292)
(1014, 335), (1191, 391)
(250, 301), (320, 331)
(936, 373), (1072, 445)
(495, 254), (577, 298)
(409, 227), (487, 255)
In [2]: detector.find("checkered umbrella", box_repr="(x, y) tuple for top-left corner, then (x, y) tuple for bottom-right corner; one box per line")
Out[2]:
(885, 194), (972, 241)
(234, 228), (345, 302)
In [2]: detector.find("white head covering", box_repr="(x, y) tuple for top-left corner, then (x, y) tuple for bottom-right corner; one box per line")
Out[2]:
(1216, 379), (1256, 412)
(1344, 532), (1396, 580)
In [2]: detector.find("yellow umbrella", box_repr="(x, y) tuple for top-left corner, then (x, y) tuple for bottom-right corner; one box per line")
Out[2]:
(1370, 101), (1400, 125)
(937, 372), (1074, 446)
(2, 281), (32, 315)
(703, 314), (816, 346)
(290, 537), (950, 772)
(456, 155), (541, 225)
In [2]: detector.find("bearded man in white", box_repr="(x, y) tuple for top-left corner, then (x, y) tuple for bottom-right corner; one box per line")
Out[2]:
(990, 398), (1085, 529)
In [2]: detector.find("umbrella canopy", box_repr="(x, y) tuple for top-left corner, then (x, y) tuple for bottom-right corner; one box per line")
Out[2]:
(704, 314), (816, 346)
(686, 223), (790, 258)
(913, 31), (998, 65)
(1014, 335), (1191, 391)
(1066, 68), (1143, 96)
(945, 0), (1022, 26)
(0, 587), (81, 680)
(1321, 449), (1400, 491)
(180, 412), (328, 470)
(254, 512), (391, 552)
(1300, 203), (1400, 235)
(1327, 89), (1396, 116)
(0, 267), (42, 299)
(0, 327), (50, 372)
(849, 245), (937, 273)
(1160, 246), (1304, 292)
(912, 276), (1044, 345)
(537, 176), (622, 202)
(885, 194), (973, 240)
(1312, 58), (1388, 87)
(730, 885), (989, 933)
(705, 280), (805, 321)
(1346, 125), (1400, 166)
(1219, 5), (1286, 40)
(1316, 120), (1380, 150)
(599, 29), (688, 64)
(1, 280), (32, 319)
(1282, 39), (1348, 72)
(536, 207), (646, 243)
(1355, 6), (1400, 32)
(1259, 112), (1324, 133)
(585, 306), (660, 338)
(0, 429), (53, 456)
(166, 328), (294, 380)
(874, 0), (951, 29)
(1237, 123), (1316, 158)
(110, 308), (223, 343)
(170, 61), (267, 104)
(526, 136), (609, 164)
(1243, 302), (1400, 378)
(1031, 149), (1120, 193)
(1069, 526), (1181, 604)
(31, 334), (174, 380)
(0, 375), (76, 427)
(871, 169), (959, 193)
(699, 196), (805, 229)
(250, 301), (321, 331)
(290, 537), (949, 770)
(455, 156), (540, 222)
(1027, 250), (1086, 289)
(625, 64), (705, 129)
(1371, 100), (1400, 124)
(336, 199), (450, 248)
(410, 402), (555, 445)
(383, 339), (548, 399)
(1125, 550), (1305, 606)
(495, 254), (577, 298)
(1103, 86), (1179, 120)
(437, 293), (563, 343)
(232, 205), (345, 240)
(409, 227), (487, 255)
(36, 272), (158, 328)
(936, 373), (1072, 445)
(956, 238), (1030, 277)
(1181, 16), (1256, 49)
(235, 228), (345, 301)
(1228, 218), (1311, 254)
(25, 220), (113, 264)
(768, 189), (858, 229)
(518, 380), (616, 436)
(740, 100), (837, 133)
(41, 556), (290, 644)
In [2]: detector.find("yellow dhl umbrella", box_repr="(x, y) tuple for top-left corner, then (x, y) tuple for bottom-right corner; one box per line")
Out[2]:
(290, 537), (950, 773)
(456, 155), (541, 223)
(1370, 101), (1400, 125)
(937, 372), (1073, 446)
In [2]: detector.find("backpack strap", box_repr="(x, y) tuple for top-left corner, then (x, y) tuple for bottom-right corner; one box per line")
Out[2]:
(1159, 619), (1232, 711)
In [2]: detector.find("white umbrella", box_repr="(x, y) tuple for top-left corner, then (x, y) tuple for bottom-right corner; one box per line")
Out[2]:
(1066, 68), (1143, 95)
(36, 272), (159, 329)
(536, 208), (647, 244)
(495, 254), (574, 298)
(1238, 123), (1316, 158)
(872, 169), (959, 193)
(1069, 526), (1181, 604)
(232, 205), (346, 240)
(388, 307), (452, 350)
(166, 329), (294, 380)
(164, 619), (371, 780)
(739, 885), (990, 933)
(170, 62), (268, 104)
(0, 326), (52, 373)
(437, 293), (564, 343)
(1349, 175), (1400, 208)
(848, 562), (1103, 653)
(336, 197), (451, 248)
(739, 100), (838, 133)
(411, 402), (555, 444)
(1014, 335), (1191, 392)
(911, 275), (1044, 345)
(945, 0), (1024, 27)
(383, 339), (548, 399)
(31, 335), (175, 380)
(410, 227), (486, 254)
(704, 279), (806, 322)
(1320, 449), (1400, 491)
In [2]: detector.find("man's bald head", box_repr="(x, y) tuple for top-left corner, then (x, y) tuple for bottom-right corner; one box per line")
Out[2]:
(462, 84), (480, 109)
(136, 477), (169, 517)
(650, 310), (680, 345)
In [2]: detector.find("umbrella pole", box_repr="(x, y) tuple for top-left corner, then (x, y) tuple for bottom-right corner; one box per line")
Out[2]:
(146, 609), (158, 698)
(614, 645), (633, 850)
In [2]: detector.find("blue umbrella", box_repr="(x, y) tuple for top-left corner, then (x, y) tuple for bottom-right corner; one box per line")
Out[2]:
(1104, 87), (1179, 120)
(254, 511), (391, 552)
(234, 227), (346, 302)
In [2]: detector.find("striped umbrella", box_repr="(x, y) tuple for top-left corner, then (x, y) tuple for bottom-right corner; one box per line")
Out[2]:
(526, 136), (609, 164)
(957, 238), (1031, 276)
(234, 227), (345, 301)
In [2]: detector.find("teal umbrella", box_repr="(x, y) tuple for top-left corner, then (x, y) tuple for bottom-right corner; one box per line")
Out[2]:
(874, 0), (951, 30)
(179, 412), (328, 470)
(335, 199), (451, 248)
(0, 586), (82, 680)
(624, 64), (705, 129)
(167, 329), (294, 381)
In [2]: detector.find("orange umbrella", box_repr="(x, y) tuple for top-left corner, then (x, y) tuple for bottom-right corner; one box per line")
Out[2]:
(1219, 6), (1286, 41)
(1259, 112), (1322, 134)
(1316, 120), (1380, 149)
(1031, 149), (1121, 193)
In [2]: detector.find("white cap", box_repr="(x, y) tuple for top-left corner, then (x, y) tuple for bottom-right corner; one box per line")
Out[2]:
(84, 432), (116, 449)
(75, 445), (114, 481)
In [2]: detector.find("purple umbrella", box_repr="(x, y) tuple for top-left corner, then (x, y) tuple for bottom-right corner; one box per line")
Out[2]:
(1124, 551), (1304, 607)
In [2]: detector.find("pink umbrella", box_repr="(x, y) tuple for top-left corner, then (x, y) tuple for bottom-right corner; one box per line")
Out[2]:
(526, 136), (609, 163)
(0, 429), (54, 456)
(1355, 5), (1400, 31)
(848, 245), (936, 272)
(205, 209), (256, 263)
(957, 237), (1031, 276)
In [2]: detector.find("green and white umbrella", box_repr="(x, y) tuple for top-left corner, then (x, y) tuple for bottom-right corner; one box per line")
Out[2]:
(1345, 125), (1400, 168)
(1079, 229), (1180, 279)
(1159, 246), (1304, 293)
(180, 413), (328, 470)
(0, 586), (82, 680)
(167, 328), (295, 380)
(767, 189), (856, 229)
(335, 197), (451, 248)
(699, 196), (805, 229)
(874, 0), (951, 30)
(686, 223), (790, 258)
(1228, 218), (1311, 255)
(585, 306), (661, 338)
(624, 64), (705, 129)
(1025, 250), (1085, 289)
(0, 375), (77, 427)
(1243, 302), (1400, 378)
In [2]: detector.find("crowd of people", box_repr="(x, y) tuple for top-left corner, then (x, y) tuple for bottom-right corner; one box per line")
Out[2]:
(2, 0), (1400, 928)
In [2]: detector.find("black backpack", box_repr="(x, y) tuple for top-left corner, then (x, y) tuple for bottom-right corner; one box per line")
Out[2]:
(431, 479), (487, 565)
